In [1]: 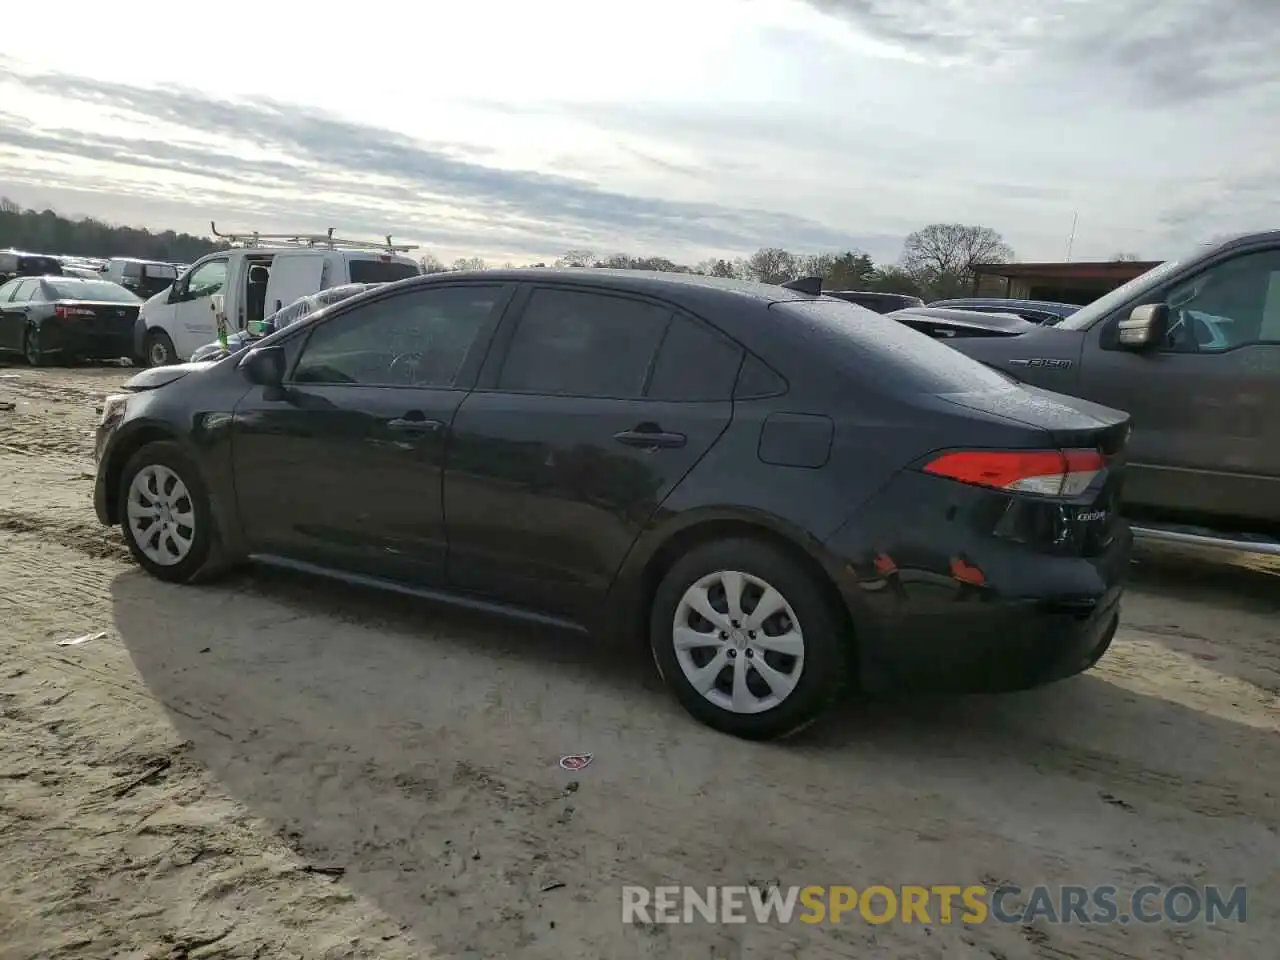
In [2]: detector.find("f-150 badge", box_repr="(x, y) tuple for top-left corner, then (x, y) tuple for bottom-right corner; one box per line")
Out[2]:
(1009, 357), (1073, 370)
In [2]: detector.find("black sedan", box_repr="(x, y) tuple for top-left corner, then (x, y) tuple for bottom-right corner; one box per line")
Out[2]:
(92, 269), (1132, 739)
(0, 276), (142, 365)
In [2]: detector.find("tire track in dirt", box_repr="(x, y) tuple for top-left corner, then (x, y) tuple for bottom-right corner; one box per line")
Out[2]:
(0, 509), (132, 564)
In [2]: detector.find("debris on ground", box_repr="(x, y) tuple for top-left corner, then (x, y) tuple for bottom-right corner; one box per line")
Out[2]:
(55, 630), (107, 647)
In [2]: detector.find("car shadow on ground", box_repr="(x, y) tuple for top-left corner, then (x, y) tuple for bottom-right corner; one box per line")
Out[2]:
(110, 562), (1280, 957)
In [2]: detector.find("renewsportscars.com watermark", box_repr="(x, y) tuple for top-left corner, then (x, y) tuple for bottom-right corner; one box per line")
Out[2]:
(622, 884), (1246, 926)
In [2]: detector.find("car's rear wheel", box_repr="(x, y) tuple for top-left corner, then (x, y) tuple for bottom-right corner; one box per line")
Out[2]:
(118, 441), (215, 583)
(145, 330), (177, 367)
(23, 326), (47, 366)
(650, 538), (850, 740)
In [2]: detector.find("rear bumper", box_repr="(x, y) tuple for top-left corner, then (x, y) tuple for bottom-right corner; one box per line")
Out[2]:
(37, 318), (134, 360)
(823, 471), (1131, 694)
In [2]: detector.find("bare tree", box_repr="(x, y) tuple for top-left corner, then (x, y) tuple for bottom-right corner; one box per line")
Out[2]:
(901, 224), (1013, 297)
(452, 257), (487, 271)
(419, 254), (448, 274)
(745, 247), (800, 285)
(598, 253), (636, 269)
(555, 249), (595, 268)
(1110, 252), (1142, 261)
(693, 257), (740, 278)
(800, 252), (838, 280)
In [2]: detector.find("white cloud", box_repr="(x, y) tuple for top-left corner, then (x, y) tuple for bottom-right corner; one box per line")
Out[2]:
(0, 0), (1276, 265)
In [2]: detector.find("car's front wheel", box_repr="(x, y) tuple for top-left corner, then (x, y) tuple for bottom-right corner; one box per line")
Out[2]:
(118, 441), (216, 583)
(650, 538), (850, 740)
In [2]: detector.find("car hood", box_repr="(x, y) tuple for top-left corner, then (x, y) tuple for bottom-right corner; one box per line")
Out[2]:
(124, 360), (218, 391)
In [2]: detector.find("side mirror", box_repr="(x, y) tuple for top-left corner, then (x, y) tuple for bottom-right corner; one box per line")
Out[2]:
(239, 345), (286, 387)
(1117, 303), (1168, 350)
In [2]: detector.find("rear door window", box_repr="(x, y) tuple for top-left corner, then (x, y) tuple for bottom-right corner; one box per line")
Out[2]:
(143, 263), (177, 280)
(495, 288), (670, 398)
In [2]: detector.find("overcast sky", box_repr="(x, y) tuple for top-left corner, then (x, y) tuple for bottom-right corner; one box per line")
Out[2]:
(0, 0), (1276, 267)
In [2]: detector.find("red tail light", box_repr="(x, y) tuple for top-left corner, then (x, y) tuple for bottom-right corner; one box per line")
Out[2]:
(55, 304), (95, 319)
(923, 449), (1104, 497)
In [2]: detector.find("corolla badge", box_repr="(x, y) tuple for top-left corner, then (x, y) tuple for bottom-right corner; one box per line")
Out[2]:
(1009, 357), (1073, 370)
(1076, 509), (1107, 522)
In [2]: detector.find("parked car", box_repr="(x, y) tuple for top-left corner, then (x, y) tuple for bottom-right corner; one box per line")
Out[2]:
(929, 298), (1079, 325)
(135, 225), (422, 367)
(187, 283), (383, 362)
(0, 250), (64, 283)
(62, 265), (104, 280)
(93, 270), (1131, 739)
(947, 230), (1280, 552)
(825, 290), (924, 314)
(0, 276), (141, 365)
(101, 258), (180, 300)
(887, 306), (1041, 339)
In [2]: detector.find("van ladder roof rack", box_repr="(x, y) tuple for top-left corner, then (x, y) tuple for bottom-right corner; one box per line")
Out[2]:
(210, 222), (419, 253)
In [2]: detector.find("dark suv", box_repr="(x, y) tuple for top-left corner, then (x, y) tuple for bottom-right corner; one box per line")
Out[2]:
(93, 270), (1131, 739)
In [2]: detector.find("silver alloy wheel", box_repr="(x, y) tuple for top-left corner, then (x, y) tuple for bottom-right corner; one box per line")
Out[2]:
(148, 339), (170, 367)
(126, 464), (196, 566)
(672, 569), (805, 714)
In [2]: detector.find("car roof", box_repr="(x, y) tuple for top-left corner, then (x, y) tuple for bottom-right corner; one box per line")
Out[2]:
(419, 267), (822, 305)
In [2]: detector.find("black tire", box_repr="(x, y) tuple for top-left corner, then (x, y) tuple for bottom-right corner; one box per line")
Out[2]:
(144, 329), (178, 367)
(649, 537), (850, 740)
(118, 441), (219, 583)
(23, 325), (47, 367)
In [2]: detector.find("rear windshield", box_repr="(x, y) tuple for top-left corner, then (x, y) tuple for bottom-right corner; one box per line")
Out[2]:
(48, 279), (142, 303)
(347, 260), (419, 284)
(774, 299), (1017, 394)
(143, 263), (177, 279)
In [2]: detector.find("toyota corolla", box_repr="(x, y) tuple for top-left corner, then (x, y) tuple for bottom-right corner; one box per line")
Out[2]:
(93, 269), (1132, 740)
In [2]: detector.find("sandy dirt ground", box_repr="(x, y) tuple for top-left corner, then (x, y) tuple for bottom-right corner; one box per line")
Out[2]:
(1, 362), (1278, 959)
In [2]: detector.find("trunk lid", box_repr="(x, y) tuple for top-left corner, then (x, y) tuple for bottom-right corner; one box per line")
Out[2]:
(939, 382), (1129, 454)
(55, 300), (140, 336)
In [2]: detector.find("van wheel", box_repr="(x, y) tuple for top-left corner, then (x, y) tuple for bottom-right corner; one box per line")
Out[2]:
(145, 330), (177, 367)
(649, 538), (850, 740)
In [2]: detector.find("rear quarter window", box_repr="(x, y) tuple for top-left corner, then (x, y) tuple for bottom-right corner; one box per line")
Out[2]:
(646, 315), (743, 402)
(773, 299), (1015, 394)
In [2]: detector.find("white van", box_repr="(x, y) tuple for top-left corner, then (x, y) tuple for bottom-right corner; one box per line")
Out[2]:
(133, 226), (421, 365)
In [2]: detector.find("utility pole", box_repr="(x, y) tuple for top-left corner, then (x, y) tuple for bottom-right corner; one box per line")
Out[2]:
(1065, 211), (1079, 262)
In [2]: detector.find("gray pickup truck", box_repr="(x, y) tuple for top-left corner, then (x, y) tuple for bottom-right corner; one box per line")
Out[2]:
(947, 230), (1280, 555)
